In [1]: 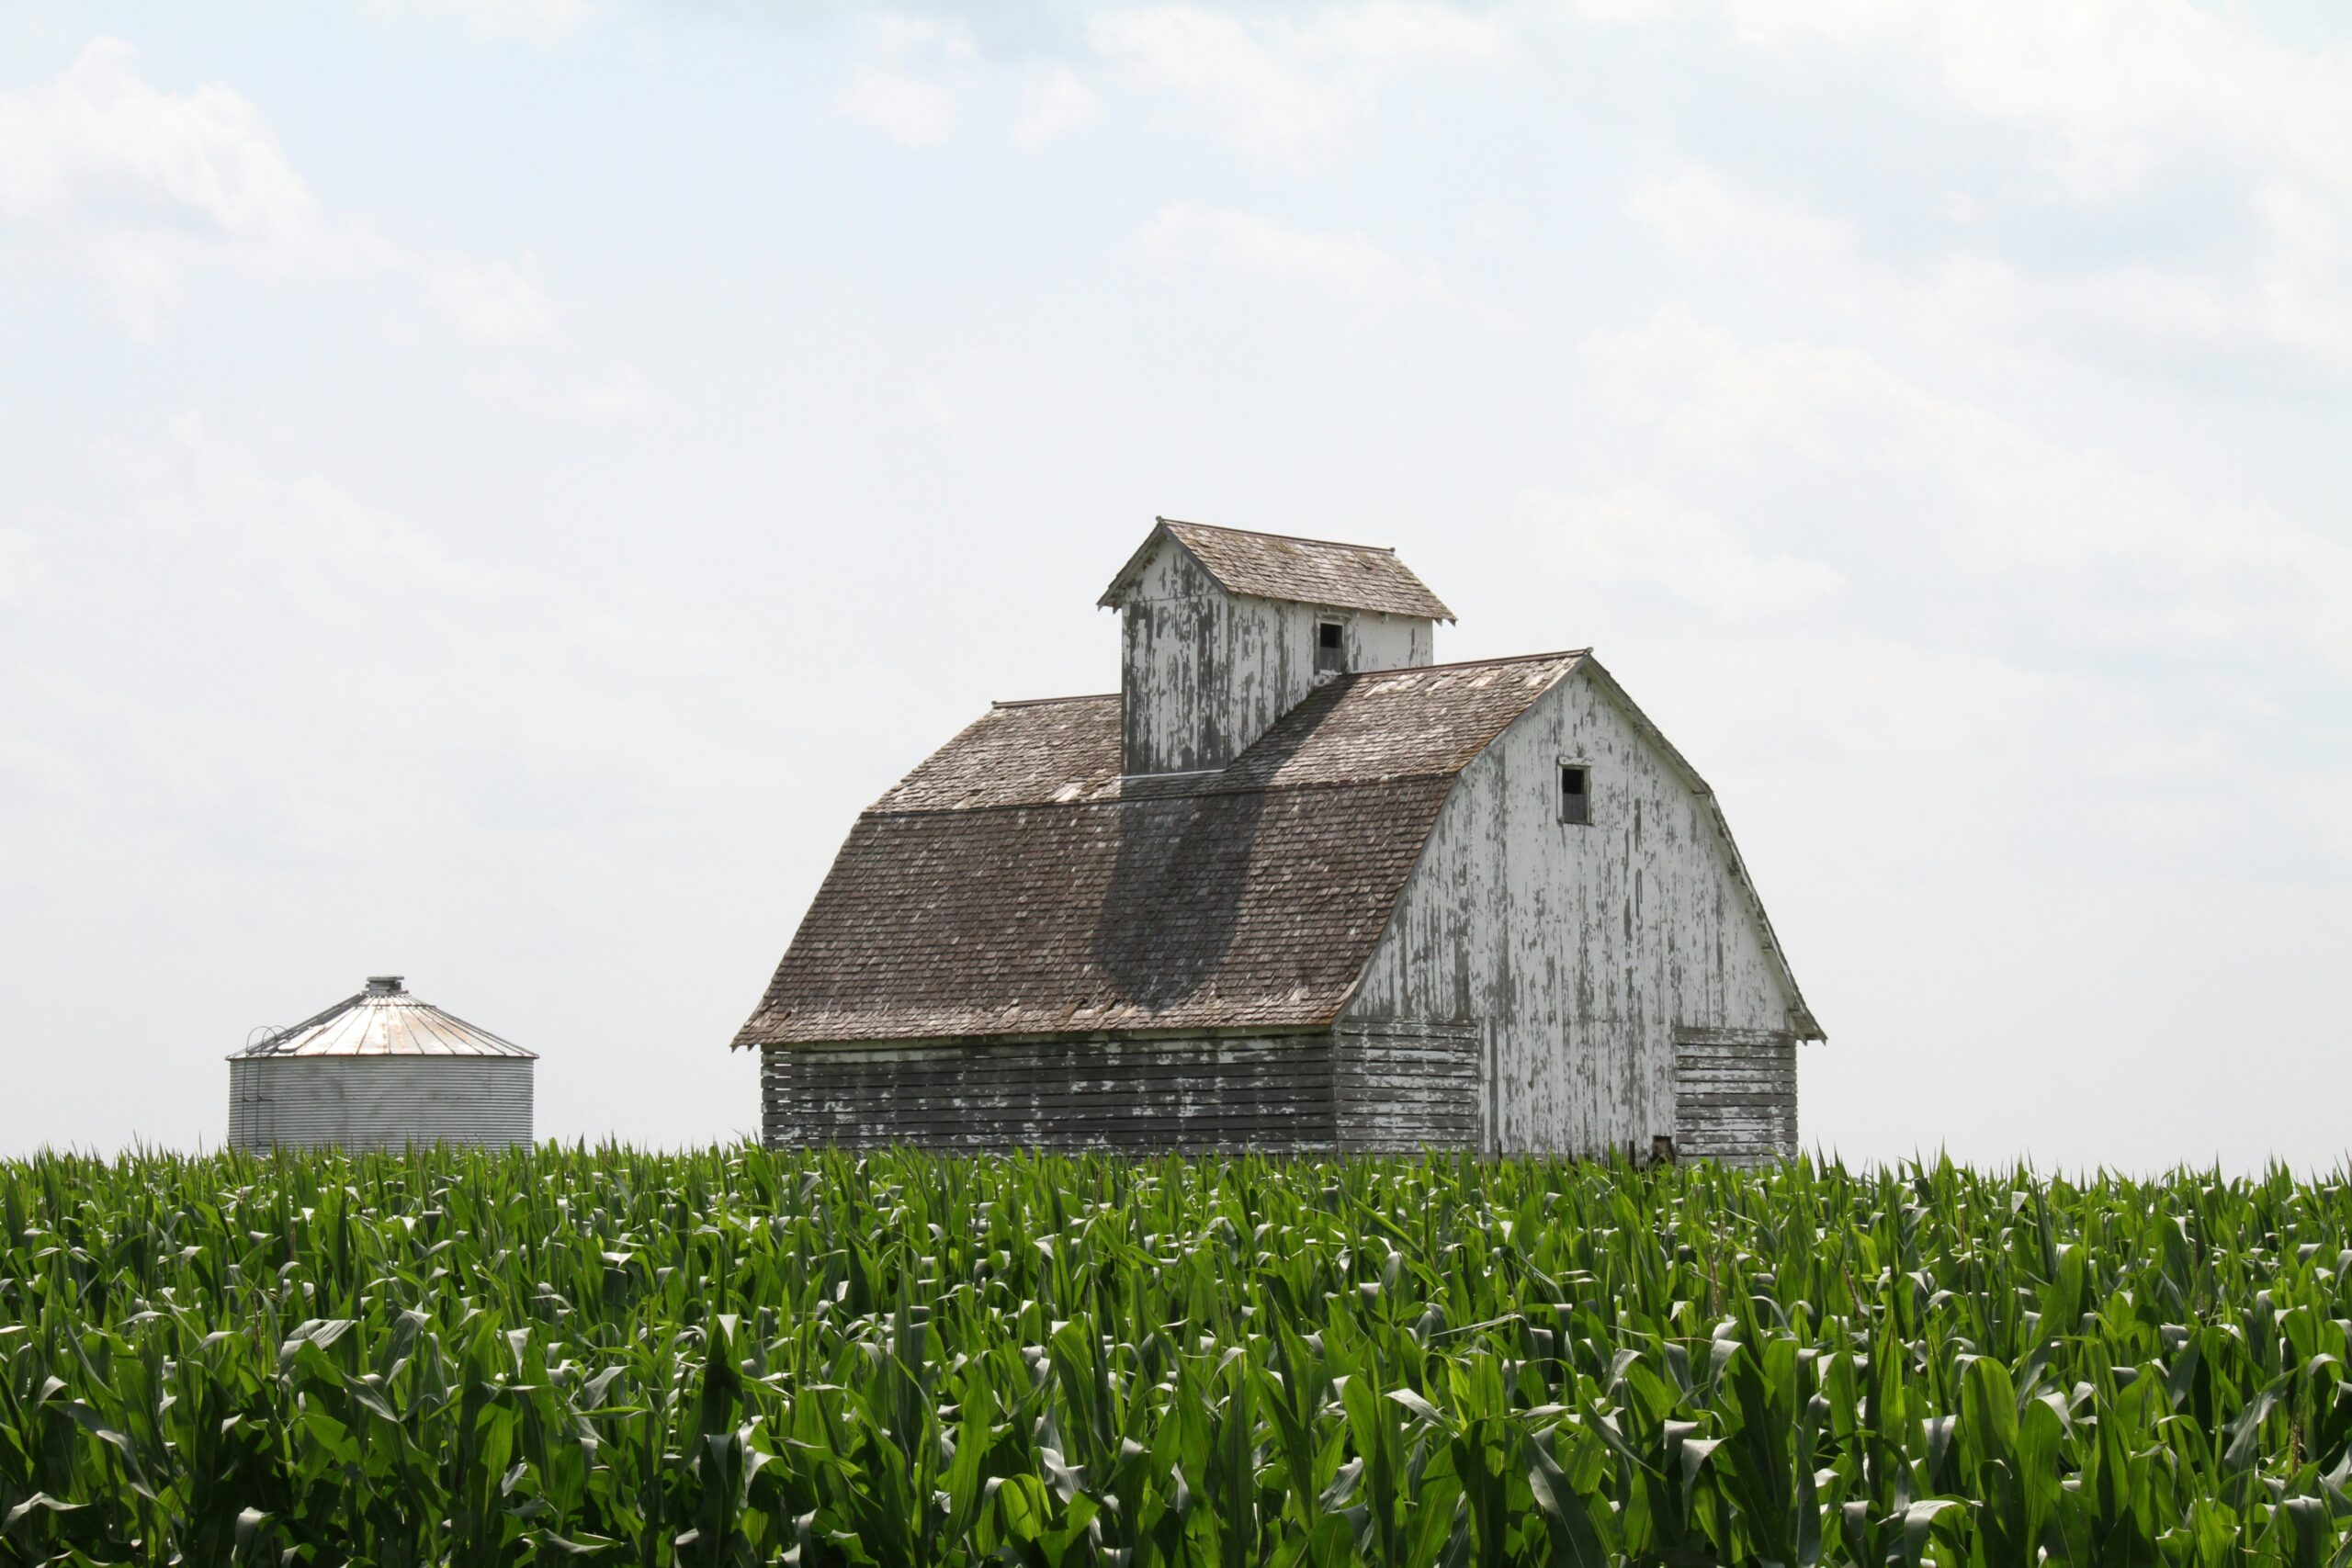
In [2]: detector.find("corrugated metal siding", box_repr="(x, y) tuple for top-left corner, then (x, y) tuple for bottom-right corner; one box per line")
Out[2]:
(763, 1035), (1340, 1153)
(1672, 1032), (1796, 1165)
(1334, 1021), (1480, 1153)
(225, 1057), (534, 1152)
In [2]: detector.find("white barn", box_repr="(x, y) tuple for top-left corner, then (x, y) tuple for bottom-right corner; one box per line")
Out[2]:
(733, 520), (1821, 1160)
(226, 976), (537, 1152)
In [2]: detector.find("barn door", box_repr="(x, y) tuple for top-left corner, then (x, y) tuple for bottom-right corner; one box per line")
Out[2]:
(1672, 1032), (1795, 1165)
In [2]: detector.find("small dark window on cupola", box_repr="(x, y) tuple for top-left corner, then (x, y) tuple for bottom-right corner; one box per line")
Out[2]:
(1559, 764), (1589, 825)
(1316, 619), (1347, 674)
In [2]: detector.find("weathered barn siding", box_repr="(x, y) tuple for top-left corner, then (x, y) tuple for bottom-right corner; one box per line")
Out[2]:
(225, 1057), (535, 1152)
(1333, 1021), (1480, 1152)
(763, 1034), (1340, 1153)
(1120, 542), (1432, 775)
(1342, 669), (1802, 1157)
(763, 1022), (1483, 1154)
(1672, 1029), (1798, 1165)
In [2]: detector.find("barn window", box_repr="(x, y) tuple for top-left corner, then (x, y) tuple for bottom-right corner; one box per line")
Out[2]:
(1316, 619), (1348, 674)
(1559, 764), (1589, 825)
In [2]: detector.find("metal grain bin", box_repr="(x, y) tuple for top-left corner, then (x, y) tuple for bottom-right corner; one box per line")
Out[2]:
(226, 976), (537, 1152)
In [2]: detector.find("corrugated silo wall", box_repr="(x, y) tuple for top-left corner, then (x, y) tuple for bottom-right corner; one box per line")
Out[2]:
(226, 1058), (534, 1152)
(759, 1024), (1478, 1154)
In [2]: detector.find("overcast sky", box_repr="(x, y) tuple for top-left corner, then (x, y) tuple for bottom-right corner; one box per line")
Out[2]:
(4, 0), (2348, 1171)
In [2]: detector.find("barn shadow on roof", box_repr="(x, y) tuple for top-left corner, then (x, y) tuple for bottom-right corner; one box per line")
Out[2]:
(1091, 675), (1351, 1008)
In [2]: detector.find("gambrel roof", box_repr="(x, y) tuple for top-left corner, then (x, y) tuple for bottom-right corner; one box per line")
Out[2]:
(1100, 519), (1454, 621)
(735, 648), (1823, 1051)
(733, 652), (1578, 1049)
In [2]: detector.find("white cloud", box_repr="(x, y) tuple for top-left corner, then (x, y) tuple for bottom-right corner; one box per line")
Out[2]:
(1724, 0), (2352, 201)
(363, 0), (614, 40)
(465, 357), (655, 421)
(1580, 302), (2352, 679)
(421, 254), (560, 348)
(0, 39), (376, 334)
(875, 16), (977, 58)
(1015, 67), (1100, 148)
(0, 531), (40, 607)
(1312, 2), (1505, 61)
(1626, 157), (2352, 386)
(1091, 4), (1499, 170)
(17, 412), (739, 863)
(1567, 0), (1684, 21)
(1142, 203), (1465, 310)
(1093, 10), (1351, 169)
(0, 39), (561, 349)
(1628, 163), (1854, 271)
(837, 70), (960, 148)
(89, 412), (496, 615)
(1531, 483), (1848, 619)
(1703, 0), (2352, 383)
(1536, 310), (2352, 1167)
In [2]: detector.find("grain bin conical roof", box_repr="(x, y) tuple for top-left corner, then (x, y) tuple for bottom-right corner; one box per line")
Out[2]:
(230, 976), (537, 1060)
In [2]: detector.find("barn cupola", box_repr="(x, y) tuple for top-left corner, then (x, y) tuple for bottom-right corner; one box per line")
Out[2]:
(1098, 519), (1453, 775)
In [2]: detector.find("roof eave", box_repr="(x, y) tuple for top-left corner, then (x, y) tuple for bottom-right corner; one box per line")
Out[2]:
(739, 1019), (1340, 1052)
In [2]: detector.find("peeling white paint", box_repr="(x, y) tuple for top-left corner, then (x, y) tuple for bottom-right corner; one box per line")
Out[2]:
(1342, 666), (1804, 1157)
(1119, 536), (1434, 774)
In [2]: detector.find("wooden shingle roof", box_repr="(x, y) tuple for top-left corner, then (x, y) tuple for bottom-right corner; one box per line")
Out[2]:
(733, 652), (1581, 1049)
(1099, 519), (1455, 621)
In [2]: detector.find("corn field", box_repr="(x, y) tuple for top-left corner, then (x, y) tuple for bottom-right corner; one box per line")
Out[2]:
(4, 1147), (2351, 1565)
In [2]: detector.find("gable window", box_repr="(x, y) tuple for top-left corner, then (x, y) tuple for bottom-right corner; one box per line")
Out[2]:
(1315, 619), (1348, 674)
(1559, 764), (1589, 825)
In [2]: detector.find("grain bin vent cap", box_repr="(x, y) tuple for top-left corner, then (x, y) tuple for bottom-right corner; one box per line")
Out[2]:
(230, 976), (538, 1060)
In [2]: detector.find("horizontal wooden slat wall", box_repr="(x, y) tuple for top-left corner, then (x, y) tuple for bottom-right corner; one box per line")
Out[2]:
(763, 1035), (1339, 1153)
(1334, 1021), (1480, 1153)
(1672, 1032), (1796, 1165)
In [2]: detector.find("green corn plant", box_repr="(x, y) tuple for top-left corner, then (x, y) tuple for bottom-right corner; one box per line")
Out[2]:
(5, 1145), (2352, 1565)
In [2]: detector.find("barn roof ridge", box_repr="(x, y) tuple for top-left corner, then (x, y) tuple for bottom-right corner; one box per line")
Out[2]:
(1151, 516), (1399, 552)
(1099, 517), (1454, 621)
